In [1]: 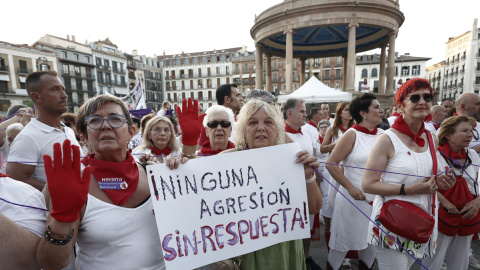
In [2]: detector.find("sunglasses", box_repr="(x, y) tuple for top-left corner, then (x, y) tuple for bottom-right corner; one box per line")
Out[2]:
(407, 94), (433, 103)
(207, 120), (231, 129)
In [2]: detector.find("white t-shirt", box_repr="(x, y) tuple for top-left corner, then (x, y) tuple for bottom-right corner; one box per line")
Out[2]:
(286, 128), (315, 155)
(302, 122), (319, 144)
(7, 119), (80, 183)
(0, 177), (48, 237)
(360, 83), (370, 93)
(156, 108), (166, 117)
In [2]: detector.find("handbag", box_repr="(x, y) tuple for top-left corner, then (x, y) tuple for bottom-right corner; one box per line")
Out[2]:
(378, 131), (436, 244)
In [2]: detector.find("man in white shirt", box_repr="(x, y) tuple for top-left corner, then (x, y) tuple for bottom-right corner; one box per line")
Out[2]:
(453, 93), (480, 154)
(360, 78), (370, 93)
(303, 107), (322, 142)
(321, 103), (335, 125)
(282, 98), (322, 270)
(7, 71), (79, 190)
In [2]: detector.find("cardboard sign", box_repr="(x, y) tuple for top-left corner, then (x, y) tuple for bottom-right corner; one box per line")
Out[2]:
(147, 143), (310, 269)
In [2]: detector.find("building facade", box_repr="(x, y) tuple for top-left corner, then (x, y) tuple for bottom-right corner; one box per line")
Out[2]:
(159, 47), (240, 109)
(355, 52), (430, 93)
(88, 38), (128, 97)
(426, 61), (445, 101)
(34, 34), (96, 113)
(0, 41), (58, 117)
(135, 53), (163, 111)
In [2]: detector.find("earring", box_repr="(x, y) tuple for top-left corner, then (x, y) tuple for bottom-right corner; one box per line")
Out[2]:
(364, 116), (367, 120)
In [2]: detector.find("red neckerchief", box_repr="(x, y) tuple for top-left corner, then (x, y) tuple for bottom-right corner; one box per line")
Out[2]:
(438, 143), (467, 160)
(307, 120), (317, 128)
(391, 115), (426, 147)
(431, 122), (441, 130)
(339, 124), (348, 133)
(352, 124), (378, 135)
(392, 112), (401, 117)
(0, 173), (10, 177)
(285, 122), (302, 134)
(81, 152), (139, 206)
(150, 146), (172, 156)
(453, 112), (458, 116)
(198, 140), (235, 156)
(424, 113), (433, 122)
(318, 136), (324, 143)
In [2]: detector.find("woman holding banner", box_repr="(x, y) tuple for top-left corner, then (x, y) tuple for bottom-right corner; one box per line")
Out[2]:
(362, 78), (454, 270)
(325, 93), (384, 270)
(422, 115), (480, 270)
(176, 98), (322, 270)
(133, 116), (181, 163)
(36, 95), (185, 269)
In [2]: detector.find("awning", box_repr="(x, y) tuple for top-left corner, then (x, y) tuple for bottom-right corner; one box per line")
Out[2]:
(0, 74), (10, 81)
(232, 74), (241, 78)
(250, 73), (256, 78)
(19, 76), (26, 83)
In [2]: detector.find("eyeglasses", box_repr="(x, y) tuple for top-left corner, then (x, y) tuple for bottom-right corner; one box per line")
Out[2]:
(207, 120), (231, 129)
(151, 127), (171, 134)
(85, 114), (126, 130)
(319, 125), (329, 129)
(407, 94), (433, 103)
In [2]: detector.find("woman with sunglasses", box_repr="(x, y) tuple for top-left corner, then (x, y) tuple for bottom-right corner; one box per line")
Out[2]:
(325, 93), (384, 270)
(36, 95), (183, 269)
(197, 105), (235, 157)
(422, 115), (480, 270)
(362, 78), (454, 269)
(320, 102), (355, 268)
(133, 116), (181, 163)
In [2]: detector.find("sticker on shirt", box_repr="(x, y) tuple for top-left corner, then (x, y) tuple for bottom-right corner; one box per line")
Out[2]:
(99, 178), (128, 190)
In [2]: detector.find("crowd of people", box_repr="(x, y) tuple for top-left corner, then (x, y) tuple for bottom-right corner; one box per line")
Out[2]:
(2, 70), (480, 270)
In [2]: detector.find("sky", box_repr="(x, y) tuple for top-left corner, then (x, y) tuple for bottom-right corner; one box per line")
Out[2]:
(2, 0), (480, 66)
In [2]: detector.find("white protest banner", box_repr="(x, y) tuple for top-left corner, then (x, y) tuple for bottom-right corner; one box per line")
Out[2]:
(146, 143), (310, 270)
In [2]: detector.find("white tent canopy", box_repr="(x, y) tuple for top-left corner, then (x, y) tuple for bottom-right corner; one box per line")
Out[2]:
(277, 76), (352, 103)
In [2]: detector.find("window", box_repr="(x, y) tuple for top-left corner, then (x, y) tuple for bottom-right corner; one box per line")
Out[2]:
(85, 56), (90, 63)
(324, 82), (330, 87)
(40, 64), (49, 71)
(19, 60), (27, 74)
(76, 79), (82, 90)
(0, 57), (5, 71)
(74, 66), (80, 74)
(337, 56), (342, 64)
(325, 58), (330, 66)
(395, 66), (398, 76)
(244, 63), (248, 72)
(104, 59), (109, 68)
(361, 68), (368, 78)
(313, 58), (319, 67)
(324, 70), (330, 78)
(74, 54), (79, 61)
(97, 71), (103, 83)
(371, 68), (378, 77)
(63, 64), (69, 74)
(96, 58), (102, 67)
(335, 82), (340, 89)
(0, 81), (8, 93)
(62, 51), (67, 58)
(412, 65), (420, 75)
(335, 69), (341, 78)
(401, 66), (410, 76)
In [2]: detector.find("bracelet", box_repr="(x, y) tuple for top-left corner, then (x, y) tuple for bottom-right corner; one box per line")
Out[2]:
(182, 152), (196, 158)
(399, 184), (406, 196)
(44, 226), (74, 246)
(306, 175), (316, 184)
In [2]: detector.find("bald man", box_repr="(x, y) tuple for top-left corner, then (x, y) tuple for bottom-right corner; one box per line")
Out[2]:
(453, 93), (480, 154)
(426, 105), (447, 132)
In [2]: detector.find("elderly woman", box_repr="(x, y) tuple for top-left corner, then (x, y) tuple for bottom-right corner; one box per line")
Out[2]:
(176, 98), (322, 270)
(133, 116), (181, 163)
(325, 93), (384, 270)
(36, 95), (184, 269)
(422, 115), (480, 270)
(197, 105), (235, 156)
(362, 78), (454, 270)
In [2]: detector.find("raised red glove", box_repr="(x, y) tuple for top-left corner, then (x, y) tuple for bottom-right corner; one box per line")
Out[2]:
(176, 98), (206, 145)
(43, 139), (92, 223)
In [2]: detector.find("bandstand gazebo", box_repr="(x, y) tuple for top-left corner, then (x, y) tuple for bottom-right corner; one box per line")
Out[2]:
(250, 0), (405, 104)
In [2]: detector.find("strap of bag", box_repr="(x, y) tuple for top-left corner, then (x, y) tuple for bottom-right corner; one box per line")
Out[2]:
(426, 130), (437, 216)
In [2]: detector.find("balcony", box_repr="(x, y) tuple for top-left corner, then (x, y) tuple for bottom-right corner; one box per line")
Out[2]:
(0, 65), (9, 73)
(334, 74), (342, 79)
(461, 55), (466, 60)
(445, 62), (450, 66)
(445, 74), (449, 78)
(17, 67), (32, 75)
(460, 69), (465, 74)
(455, 58), (459, 63)
(453, 71), (458, 76)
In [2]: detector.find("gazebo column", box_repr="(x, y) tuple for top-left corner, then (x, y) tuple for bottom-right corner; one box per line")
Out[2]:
(386, 31), (397, 94)
(300, 58), (306, 85)
(285, 29), (294, 93)
(346, 22), (358, 92)
(266, 54), (272, 92)
(342, 55), (347, 91)
(379, 45), (387, 93)
(255, 43), (263, 89)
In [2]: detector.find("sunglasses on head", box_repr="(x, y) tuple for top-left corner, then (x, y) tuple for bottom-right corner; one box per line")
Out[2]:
(207, 120), (231, 129)
(407, 94), (433, 103)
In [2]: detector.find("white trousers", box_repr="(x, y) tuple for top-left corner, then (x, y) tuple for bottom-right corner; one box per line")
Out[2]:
(376, 246), (415, 270)
(328, 244), (376, 270)
(422, 232), (472, 270)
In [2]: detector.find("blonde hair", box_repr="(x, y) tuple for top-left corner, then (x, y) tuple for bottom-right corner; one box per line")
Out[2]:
(235, 100), (285, 150)
(138, 116), (179, 151)
(438, 115), (476, 146)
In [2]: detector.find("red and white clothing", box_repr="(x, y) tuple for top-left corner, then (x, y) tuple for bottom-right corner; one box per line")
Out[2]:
(302, 120), (319, 143)
(77, 194), (165, 269)
(330, 128), (383, 251)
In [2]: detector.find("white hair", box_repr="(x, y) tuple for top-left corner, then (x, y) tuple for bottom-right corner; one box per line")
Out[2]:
(203, 105), (235, 127)
(6, 123), (24, 136)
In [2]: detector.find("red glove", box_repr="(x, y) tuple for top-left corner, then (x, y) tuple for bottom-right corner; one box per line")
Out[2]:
(43, 140), (92, 223)
(176, 98), (206, 145)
